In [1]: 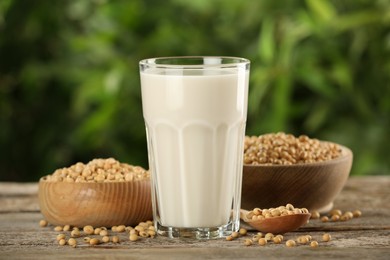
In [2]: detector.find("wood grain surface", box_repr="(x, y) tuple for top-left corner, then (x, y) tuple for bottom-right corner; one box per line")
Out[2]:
(0, 176), (389, 259)
(38, 180), (153, 227)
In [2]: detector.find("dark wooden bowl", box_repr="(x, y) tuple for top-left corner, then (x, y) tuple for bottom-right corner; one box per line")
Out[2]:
(39, 179), (153, 227)
(241, 144), (353, 213)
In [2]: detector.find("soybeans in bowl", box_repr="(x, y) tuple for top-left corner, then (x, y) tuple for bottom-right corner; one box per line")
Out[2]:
(39, 158), (152, 227)
(241, 133), (353, 212)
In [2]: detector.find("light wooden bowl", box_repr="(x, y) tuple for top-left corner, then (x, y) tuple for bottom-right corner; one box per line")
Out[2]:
(241, 144), (353, 213)
(240, 209), (311, 234)
(38, 179), (153, 227)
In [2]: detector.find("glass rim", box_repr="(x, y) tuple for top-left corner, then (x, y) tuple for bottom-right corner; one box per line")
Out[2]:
(139, 56), (250, 69)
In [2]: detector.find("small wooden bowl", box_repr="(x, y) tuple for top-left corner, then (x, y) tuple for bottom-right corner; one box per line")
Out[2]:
(38, 179), (153, 227)
(240, 210), (311, 234)
(241, 144), (353, 213)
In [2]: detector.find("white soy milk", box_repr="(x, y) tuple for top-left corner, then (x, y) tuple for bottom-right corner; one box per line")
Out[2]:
(141, 68), (248, 228)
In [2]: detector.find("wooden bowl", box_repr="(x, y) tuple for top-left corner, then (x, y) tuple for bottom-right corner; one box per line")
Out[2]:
(241, 144), (353, 213)
(240, 209), (311, 234)
(38, 179), (153, 227)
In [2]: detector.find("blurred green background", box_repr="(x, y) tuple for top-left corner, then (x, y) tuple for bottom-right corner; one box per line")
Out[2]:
(0, 0), (389, 181)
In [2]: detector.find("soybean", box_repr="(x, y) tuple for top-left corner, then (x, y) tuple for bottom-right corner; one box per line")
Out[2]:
(258, 238), (267, 246)
(297, 236), (308, 245)
(63, 225), (71, 232)
(252, 235), (261, 242)
(39, 220), (48, 227)
(239, 228), (247, 236)
(322, 233), (331, 242)
(94, 228), (102, 235)
(54, 226), (63, 232)
(331, 215), (340, 222)
(99, 230), (108, 236)
(116, 225), (126, 233)
(112, 236), (120, 243)
(129, 234), (139, 242)
(273, 236), (282, 244)
(265, 233), (274, 241)
(102, 236), (110, 243)
(83, 225), (94, 235)
(68, 238), (77, 247)
(231, 232), (240, 239)
(353, 210), (362, 218)
(321, 216), (329, 222)
(139, 231), (149, 238)
(71, 229), (80, 238)
(310, 211), (320, 219)
(89, 238), (100, 245)
(330, 209), (342, 216)
(244, 239), (253, 246)
(56, 234), (66, 241)
(286, 240), (296, 247)
(226, 235), (234, 241)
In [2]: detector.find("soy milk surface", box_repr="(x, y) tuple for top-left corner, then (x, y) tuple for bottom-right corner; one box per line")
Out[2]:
(141, 68), (248, 228)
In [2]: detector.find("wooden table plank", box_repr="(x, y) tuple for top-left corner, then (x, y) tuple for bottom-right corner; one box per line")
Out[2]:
(0, 182), (39, 213)
(0, 177), (389, 259)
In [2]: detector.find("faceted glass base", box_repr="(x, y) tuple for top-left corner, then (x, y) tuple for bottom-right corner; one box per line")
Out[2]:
(155, 221), (239, 239)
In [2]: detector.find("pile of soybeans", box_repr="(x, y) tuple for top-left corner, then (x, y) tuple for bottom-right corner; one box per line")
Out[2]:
(244, 132), (342, 165)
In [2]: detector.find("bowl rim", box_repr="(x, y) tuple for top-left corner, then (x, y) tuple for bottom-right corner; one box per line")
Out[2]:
(243, 143), (353, 168)
(38, 177), (150, 184)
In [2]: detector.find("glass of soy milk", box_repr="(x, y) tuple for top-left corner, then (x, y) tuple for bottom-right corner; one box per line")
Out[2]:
(139, 56), (250, 239)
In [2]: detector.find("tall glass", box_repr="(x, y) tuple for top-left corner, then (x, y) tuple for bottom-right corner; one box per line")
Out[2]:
(140, 56), (250, 239)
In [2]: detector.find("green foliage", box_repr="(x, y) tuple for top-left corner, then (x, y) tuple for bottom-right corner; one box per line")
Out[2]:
(0, 0), (389, 181)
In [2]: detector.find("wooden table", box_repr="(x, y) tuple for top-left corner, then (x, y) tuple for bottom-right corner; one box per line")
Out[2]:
(0, 176), (389, 259)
